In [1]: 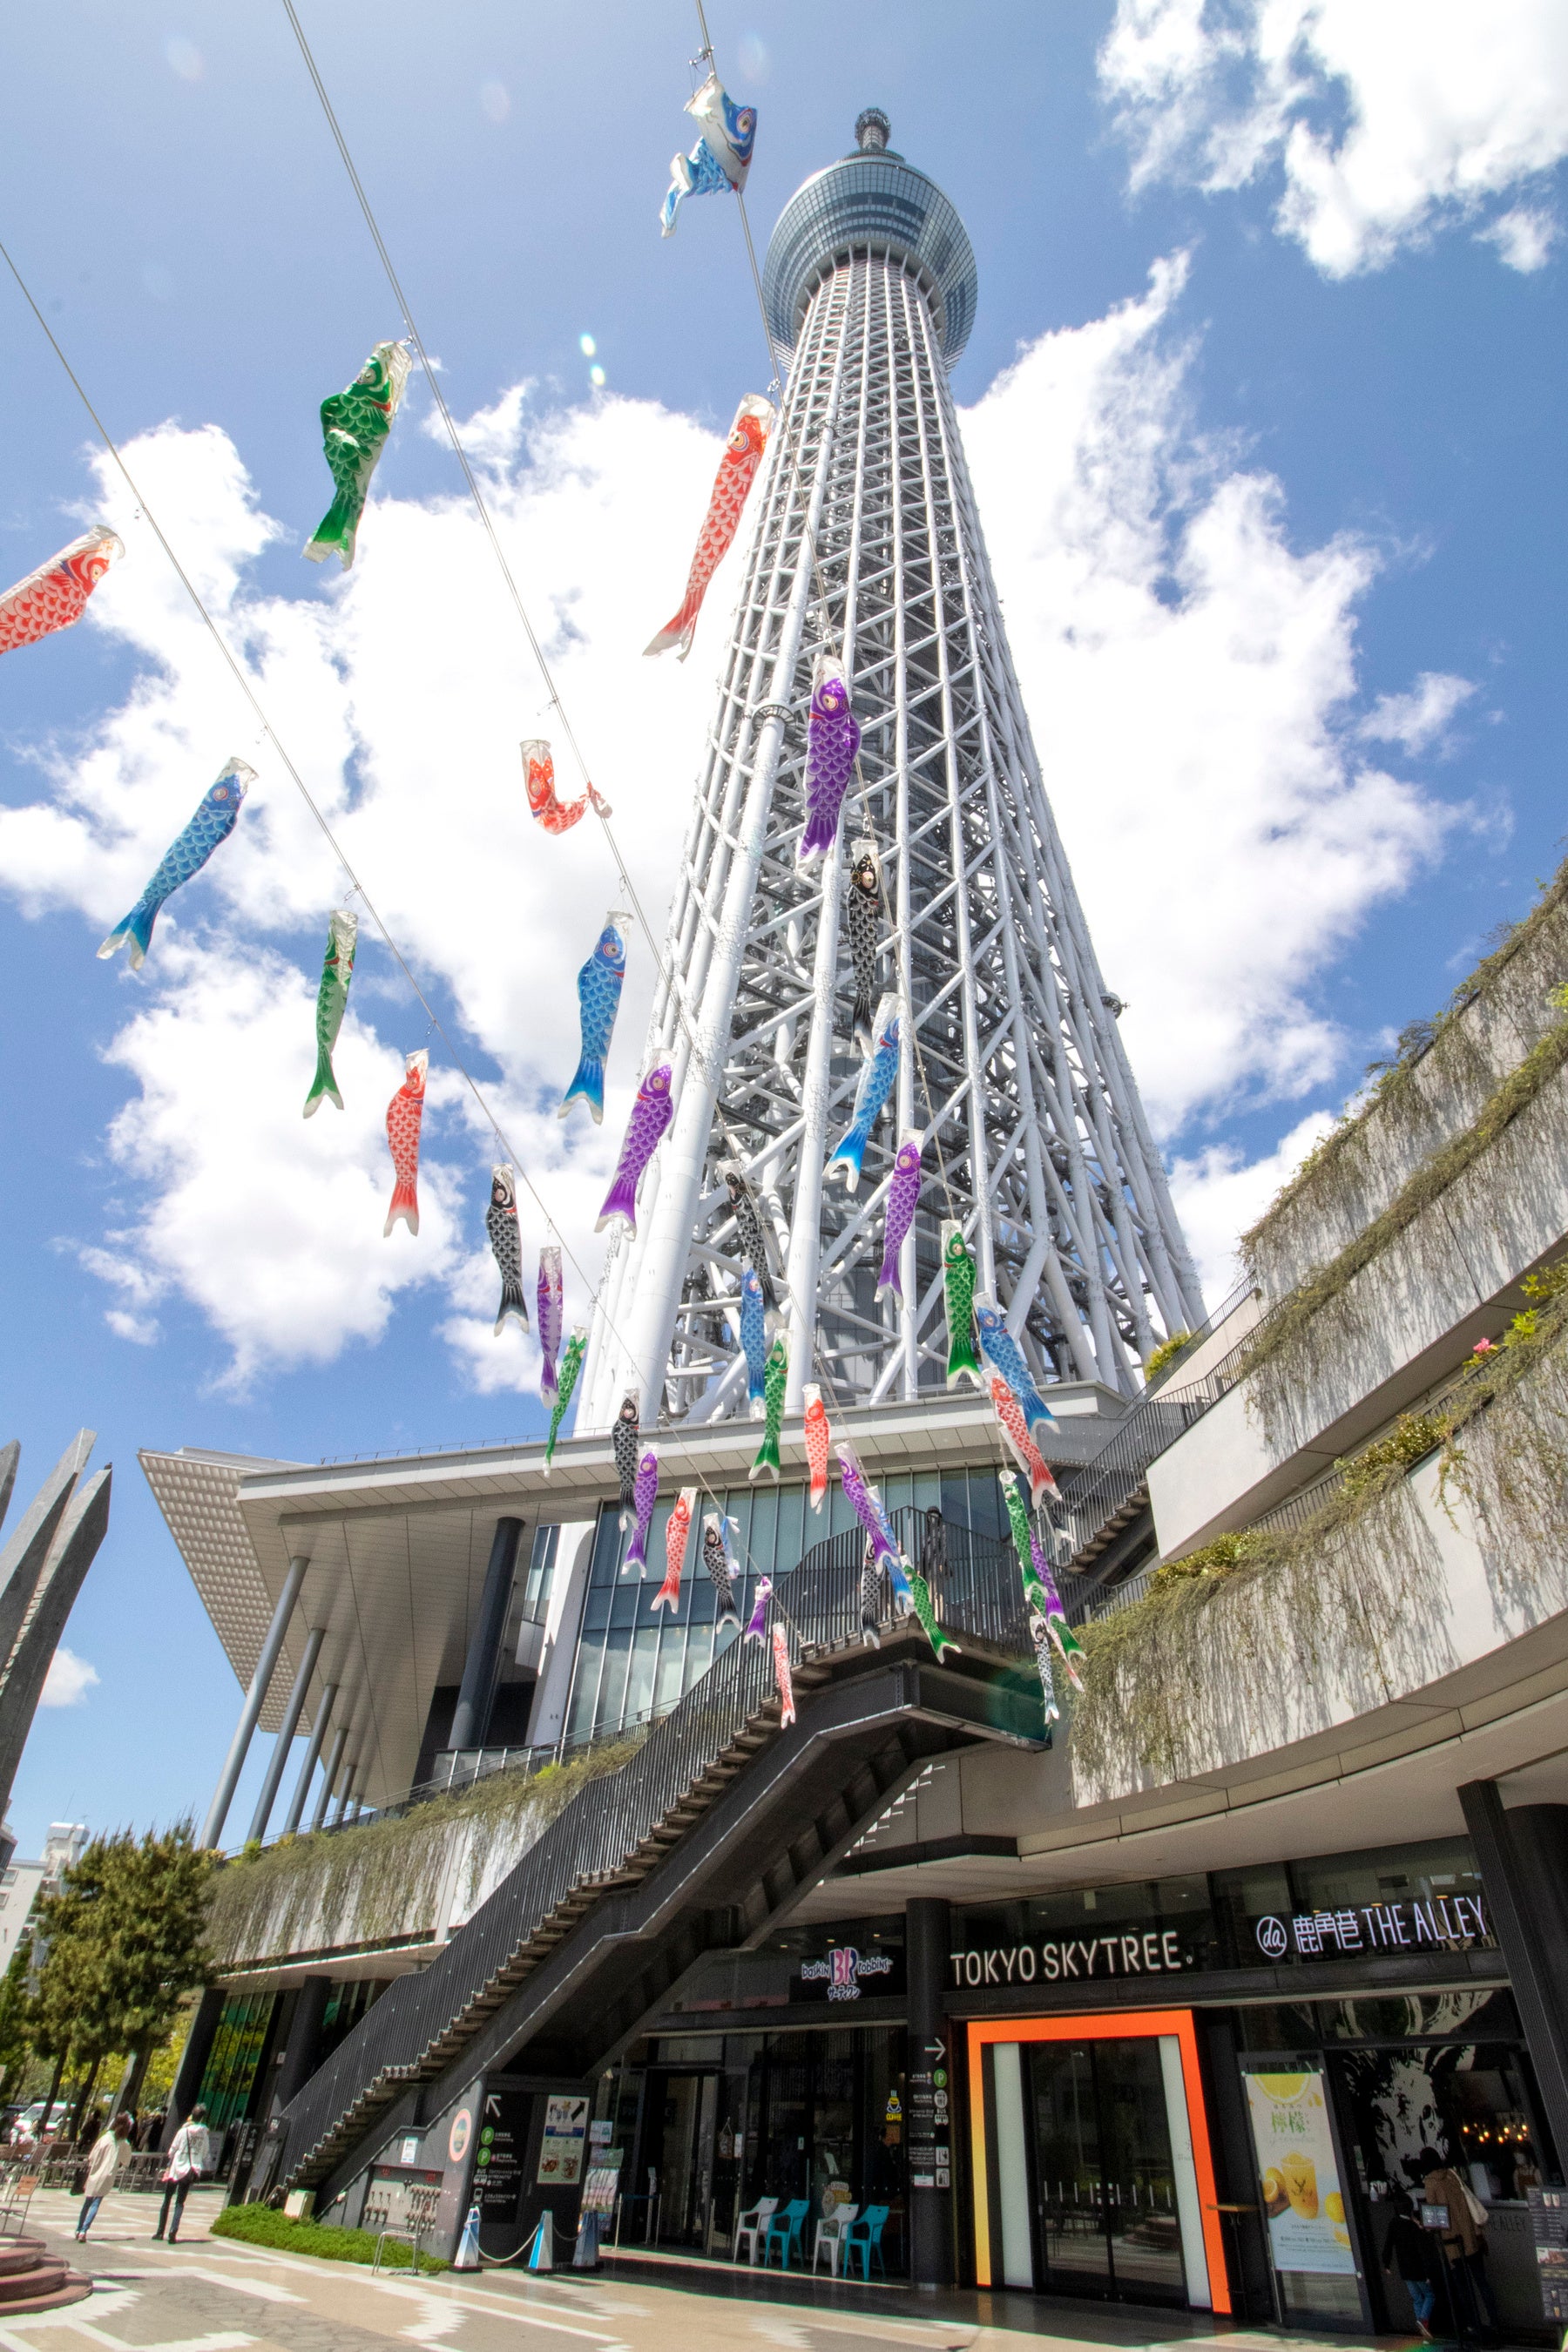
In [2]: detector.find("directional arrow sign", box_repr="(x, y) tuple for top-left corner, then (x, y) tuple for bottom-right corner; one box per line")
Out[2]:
(925, 2039), (945, 2057)
(484, 2093), (502, 2118)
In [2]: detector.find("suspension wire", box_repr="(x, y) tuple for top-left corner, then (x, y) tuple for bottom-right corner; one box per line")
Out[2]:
(686, 8), (1069, 1541)
(686, 5), (977, 1390)
(279, 0), (863, 1450)
(0, 238), (817, 1611)
(279, 1), (894, 1630)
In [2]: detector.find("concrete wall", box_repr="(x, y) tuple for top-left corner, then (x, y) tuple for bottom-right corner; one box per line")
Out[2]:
(1246, 891), (1568, 1302)
(1148, 1055), (1568, 1558)
(1078, 1443), (1568, 1810)
(207, 1773), (580, 1972)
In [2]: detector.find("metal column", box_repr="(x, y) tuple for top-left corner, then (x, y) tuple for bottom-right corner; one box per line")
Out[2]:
(1459, 1781), (1568, 2170)
(246, 1624), (325, 1846)
(311, 1723), (348, 1831)
(282, 1680), (337, 1836)
(449, 1518), (524, 1755)
(199, 1554), (308, 1849)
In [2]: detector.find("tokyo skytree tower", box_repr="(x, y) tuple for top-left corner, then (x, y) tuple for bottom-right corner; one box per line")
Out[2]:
(585, 110), (1202, 1429)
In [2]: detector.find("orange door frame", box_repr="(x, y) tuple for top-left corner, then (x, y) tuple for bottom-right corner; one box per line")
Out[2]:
(966, 2008), (1231, 2310)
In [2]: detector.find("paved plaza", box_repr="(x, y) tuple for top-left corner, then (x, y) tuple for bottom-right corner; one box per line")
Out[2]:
(0, 2187), (1430, 2352)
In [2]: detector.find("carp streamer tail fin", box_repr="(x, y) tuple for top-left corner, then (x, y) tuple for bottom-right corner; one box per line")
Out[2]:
(304, 486), (357, 571)
(383, 1178), (419, 1239)
(97, 898), (155, 970)
(493, 1278), (529, 1336)
(559, 1051), (605, 1125)
(303, 1041), (343, 1119)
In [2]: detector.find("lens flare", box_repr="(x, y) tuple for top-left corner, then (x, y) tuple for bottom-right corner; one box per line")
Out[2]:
(578, 334), (597, 358)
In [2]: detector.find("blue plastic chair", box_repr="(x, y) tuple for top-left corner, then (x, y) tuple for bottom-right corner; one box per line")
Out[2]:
(762, 2198), (809, 2268)
(842, 2204), (889, 2281)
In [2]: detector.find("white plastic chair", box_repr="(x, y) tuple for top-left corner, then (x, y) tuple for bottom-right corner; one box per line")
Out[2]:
(812, 2201), (859, 2277)
(734, 2195), (778, 2264)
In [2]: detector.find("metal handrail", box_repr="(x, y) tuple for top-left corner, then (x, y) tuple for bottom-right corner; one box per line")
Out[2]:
(278, 1510), (1031, 2186)
(1055, 1322), (1266, 1564)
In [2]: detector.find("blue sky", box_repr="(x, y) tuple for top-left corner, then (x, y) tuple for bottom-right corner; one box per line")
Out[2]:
(0, 0), (1563, 1854)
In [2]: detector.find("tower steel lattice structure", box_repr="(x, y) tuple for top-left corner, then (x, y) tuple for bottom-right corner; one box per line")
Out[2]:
(585, 113), (1203, 1430)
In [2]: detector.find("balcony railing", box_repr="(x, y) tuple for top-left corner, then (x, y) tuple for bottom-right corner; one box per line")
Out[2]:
(1055, 1322), (1266, 1581)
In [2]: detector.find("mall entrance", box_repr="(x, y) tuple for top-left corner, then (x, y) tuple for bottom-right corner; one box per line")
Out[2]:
(621, 2027), (909, 2268)
(1024, 2038), (1186, 2304)
(975, 2015), (1227, 2311)
(639, 2069), (736, 2252)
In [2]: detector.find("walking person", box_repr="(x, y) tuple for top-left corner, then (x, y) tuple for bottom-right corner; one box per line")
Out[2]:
(1384, 2187), (1443, 2341)
(154, 2105), (211, 2244)
(1419, 2146), (1498, 2342)
(76, 2113), (132, 2240)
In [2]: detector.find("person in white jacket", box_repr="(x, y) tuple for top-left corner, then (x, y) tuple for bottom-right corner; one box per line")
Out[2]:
(76, 2113), (133, 2239)
(154, 2105), (212, 2244)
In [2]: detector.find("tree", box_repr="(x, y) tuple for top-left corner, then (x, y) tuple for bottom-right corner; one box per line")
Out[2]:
(0, 1934), (31, 2098)
(32, 1823), (213, 2127)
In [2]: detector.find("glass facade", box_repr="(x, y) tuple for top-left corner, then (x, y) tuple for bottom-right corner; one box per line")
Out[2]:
(564, 1467), (1006, 1743)
(198, 1992), (276, 2131)
(956, 1838), (1495, 1979)
(762, 153), (978, 360)
(611, 2025), (909, 2271)
(956, 1836), (1552, 2329)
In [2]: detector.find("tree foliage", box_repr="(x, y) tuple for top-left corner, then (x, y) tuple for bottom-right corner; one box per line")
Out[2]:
(31, 1824), (213, 2077)
(0, 1935), (33, 2094)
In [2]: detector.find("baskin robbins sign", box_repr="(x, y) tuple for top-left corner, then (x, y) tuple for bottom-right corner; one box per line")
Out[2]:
(797, 1945), (902, 2003)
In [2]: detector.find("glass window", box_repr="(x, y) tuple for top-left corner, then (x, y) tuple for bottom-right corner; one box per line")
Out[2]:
(519, 1524), (558, 1624)
(565, 1469), (1011, 1745)
(957, 1875), (1217, 1970)
(198, 1991), (279, 2130)
(1290, 1838), (1484, 1920)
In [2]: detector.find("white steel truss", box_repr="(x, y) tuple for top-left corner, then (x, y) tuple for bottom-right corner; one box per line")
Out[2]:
(585, 235), (1203, 1432)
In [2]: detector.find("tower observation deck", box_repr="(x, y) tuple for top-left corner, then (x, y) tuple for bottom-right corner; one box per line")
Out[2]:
(585, 111), (1203, 1429)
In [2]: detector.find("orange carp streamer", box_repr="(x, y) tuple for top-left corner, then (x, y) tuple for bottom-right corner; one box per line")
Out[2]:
(645, 395), (772, 661)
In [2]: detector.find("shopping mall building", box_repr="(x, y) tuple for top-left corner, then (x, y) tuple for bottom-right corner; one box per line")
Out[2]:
(142, 859), (1568, 2333)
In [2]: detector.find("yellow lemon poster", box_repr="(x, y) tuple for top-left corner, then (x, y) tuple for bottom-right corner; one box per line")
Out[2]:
(1244, 2069), (1355, 2276)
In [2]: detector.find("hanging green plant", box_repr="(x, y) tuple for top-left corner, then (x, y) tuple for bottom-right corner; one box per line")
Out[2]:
(1073, 1280), (1568, 1801)
(206, 1735), (645, 1970)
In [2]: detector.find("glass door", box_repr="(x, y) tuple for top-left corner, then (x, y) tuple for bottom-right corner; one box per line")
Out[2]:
(1098, 2039), (1186, 2304)
(1026, 2039), (1186, 2306)
(652, 2072), (716, 2246)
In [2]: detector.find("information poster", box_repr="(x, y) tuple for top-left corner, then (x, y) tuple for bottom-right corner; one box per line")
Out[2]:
(537, 2094), (590, 2187)
(1244, 2069), (1355, 2276)
(476, 2087), (531, 2224)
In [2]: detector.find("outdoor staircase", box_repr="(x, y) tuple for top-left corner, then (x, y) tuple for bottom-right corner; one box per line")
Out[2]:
(277, 1512), (1040, 2200)
(0, 2236), (90, 2314)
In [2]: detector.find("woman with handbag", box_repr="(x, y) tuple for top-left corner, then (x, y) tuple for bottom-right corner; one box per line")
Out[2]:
(154, 2105), (211, 2245)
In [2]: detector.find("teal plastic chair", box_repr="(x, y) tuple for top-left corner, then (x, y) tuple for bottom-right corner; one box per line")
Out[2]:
(843, 2204), (889, 2281)
(762, 2198), (809, 2268)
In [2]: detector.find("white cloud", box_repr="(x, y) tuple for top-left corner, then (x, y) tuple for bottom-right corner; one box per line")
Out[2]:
(1359, 671), (1476, 754)
(96, 943), (465, 1389)
(1100, 0), (1568, 276)
(0, 271), (1465, 1389)
(0, 394), (727, 1388)
(40, 1648), (100, 1709)
(1169, 1111), (1338, 1297)
(961, 257), (1455, 1132)
(1482, 205), (1560, 270)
